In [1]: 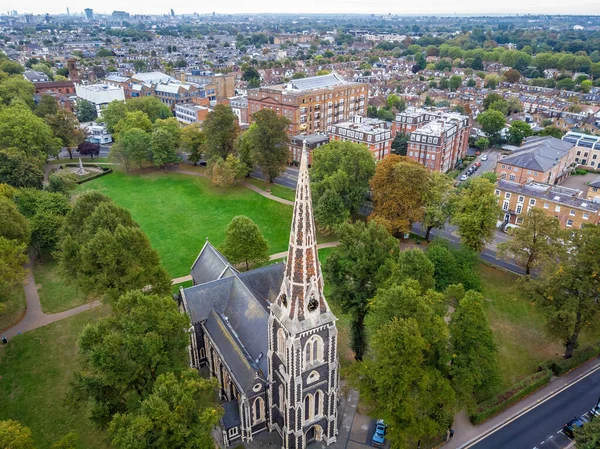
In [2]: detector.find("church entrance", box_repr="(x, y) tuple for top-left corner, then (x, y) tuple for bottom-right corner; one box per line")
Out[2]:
(306, 425), (323, 444)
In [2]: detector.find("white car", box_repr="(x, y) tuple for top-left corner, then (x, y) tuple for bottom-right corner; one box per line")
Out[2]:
(460, 174), (469, 181)
(481, 154), (489, 161)
(591, 404), (600, 418)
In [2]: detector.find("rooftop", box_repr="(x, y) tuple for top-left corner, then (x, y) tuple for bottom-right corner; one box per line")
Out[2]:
(331, 116), (390, 134)
(499, 136), (574, 172)
(498, 179), (600, 211)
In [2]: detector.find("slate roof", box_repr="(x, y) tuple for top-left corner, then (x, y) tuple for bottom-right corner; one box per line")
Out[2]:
(221, 399), (241, 429)
(499, 136), (574, 172)
(190, 242), (232, 284)
(589, 175), (600, 189)
(289, 73), (345, 91)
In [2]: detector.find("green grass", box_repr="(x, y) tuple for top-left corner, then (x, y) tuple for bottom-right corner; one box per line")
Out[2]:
(79, 171), (293, 278)
(47, 157), (110, 164)
(479, 265), (563, 390)
(0, 285), (26, 332)
(247, 177), (296, 202)
(0, 307), (111, 449)
(171, 280), (193, 295)
(34, 259), (93, 313)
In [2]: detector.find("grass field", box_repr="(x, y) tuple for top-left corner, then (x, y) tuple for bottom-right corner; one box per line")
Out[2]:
(79, 171), (294, 277)
(0, 307), (111, 449)
(247, 177), (296, 202)
(34, 259), (93, 313)
(0, 285), (26, 332)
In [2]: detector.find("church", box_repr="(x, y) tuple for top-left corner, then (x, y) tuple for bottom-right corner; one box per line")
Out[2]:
(178, 147), (340, 449)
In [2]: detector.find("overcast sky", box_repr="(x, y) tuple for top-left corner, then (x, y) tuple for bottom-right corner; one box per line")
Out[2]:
(9, 0), (600, 17)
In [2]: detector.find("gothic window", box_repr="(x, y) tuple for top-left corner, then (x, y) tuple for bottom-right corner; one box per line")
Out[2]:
(277, 328), (287, 362)
(307, 370), (320, 384)
(304, 394), (314, 421)
(279, 384), (285, 411)
(314, 390), (324, 417)
(252, 397), (265, 423)
(304, 335), (324, 367)
(281, 293), (288, 307)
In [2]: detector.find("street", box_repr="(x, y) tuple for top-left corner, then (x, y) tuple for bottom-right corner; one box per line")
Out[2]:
(456, 149), (501, 183)
(251, 166), (299, 189)
(466, 365), (600, 449)
(56, 144), (111, 160)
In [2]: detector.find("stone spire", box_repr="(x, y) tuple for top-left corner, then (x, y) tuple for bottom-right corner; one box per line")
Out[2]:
(276, 141), (329, 322)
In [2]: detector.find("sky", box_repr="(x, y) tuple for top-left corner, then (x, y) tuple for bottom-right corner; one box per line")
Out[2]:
(9, 0), (600, 17)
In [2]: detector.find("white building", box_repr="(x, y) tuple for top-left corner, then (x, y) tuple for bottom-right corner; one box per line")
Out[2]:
(174, 103), (211, 125)
(75, 83), (125, 116)
(84, 123), (112, 144)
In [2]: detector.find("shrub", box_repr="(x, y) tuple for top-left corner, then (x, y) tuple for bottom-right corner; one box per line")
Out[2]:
(470, 370), (552, 425)
(550, 344), (600, 376)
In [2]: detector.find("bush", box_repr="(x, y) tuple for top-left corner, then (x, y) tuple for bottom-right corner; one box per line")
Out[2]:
(470, 370), (553, 425)
(58, 164), (112, 184)
(548, 344), (600, 376)
(574, 168), (588, 176)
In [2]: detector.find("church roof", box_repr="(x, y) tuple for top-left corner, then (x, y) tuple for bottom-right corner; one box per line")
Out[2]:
(190, 241), (234, 285)
(221, 399), (241, 429)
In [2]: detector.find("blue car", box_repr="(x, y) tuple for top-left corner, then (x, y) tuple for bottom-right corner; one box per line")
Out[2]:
(372, 419), (386, 446)
(564, 415), (588, 438)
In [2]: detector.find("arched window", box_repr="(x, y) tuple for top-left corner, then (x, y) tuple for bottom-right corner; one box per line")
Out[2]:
(304, 335), (324, 367)
(314, 390), (324, 418)
(304, 394), (314, 421)
(279, 384), (285, 412)
(253, 397), (265, 423)
(277, 328), (287, 362)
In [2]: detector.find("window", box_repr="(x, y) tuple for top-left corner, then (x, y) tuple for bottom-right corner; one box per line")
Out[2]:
(502, 201), (509, 211)
(279, 384), (285, 411)
(518, 196), (524, 203)
(304, 335), (324, 367)
(566, 219), (573, 227)
(252, 397), (265, 423)
(544, 203), (549, 209)
(570, 209), (576, 216)
(228, 427), (239, 438)
(277, 328), (286, 361)
(529, 199), (536, 206)
(509, 174), (516, 181)
(304, 394), (314, 421)
(495, 190), (500, 196)
(505, 192), (511, 199)
(314, 390), (324, 418)
(516, 217), (524, 224)
(555, 205), (561, 212)
(583, 213), (589, 220)
(516, 204), (523, 214)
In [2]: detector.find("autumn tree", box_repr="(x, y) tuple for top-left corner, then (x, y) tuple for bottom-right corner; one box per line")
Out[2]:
(45, 109), (86, 159)
(498, 209), (563, 275)
(370, 155), (429, 236)
(246, 110), (290, 183)
(202, 105), (239, 160)
(524, 225), (600, 359)
(324, 221), (398, 360)
(221, 215), (269, 271)
(0, 420), (35, 449)
(452, 177), (500, 252)
(422, 172), (455, 241)
(310, 141), (376, 232)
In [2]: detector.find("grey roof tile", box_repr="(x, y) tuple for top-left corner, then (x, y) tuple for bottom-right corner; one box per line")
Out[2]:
(499, 136), (574, 172)
(191, 242), (229, 285)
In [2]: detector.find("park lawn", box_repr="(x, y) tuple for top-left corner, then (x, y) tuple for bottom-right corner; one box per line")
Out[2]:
(0, 307), (111, 449)
(34, 259), (93, 313)
(0, 285), (26, 332)
(79, 171), (293, 278)
(479, 264), (563, 390)
(247, 177), (296, 202)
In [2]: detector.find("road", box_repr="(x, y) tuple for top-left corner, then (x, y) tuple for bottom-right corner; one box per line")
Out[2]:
(456, 149), (501, 183)
(56, 144), (111, 160)
(251, 166), (299, 189)
(467, 365), (600, 449)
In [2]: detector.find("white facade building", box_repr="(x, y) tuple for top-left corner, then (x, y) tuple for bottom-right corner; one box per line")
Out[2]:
(75, 83), (125, 116)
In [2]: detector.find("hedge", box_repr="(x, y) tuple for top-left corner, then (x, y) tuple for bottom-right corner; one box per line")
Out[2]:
(58, 164), (112, 184)
(470, 369), (553, 425)
(539, 343), (600, 377)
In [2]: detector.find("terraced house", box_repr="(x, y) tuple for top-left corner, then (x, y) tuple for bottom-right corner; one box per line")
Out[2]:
(178, 147), (339, 449)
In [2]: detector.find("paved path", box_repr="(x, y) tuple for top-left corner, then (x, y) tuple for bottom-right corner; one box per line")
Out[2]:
(171, 242), (340, 285)
(1, 257), (101, 340)
(242, 180), (294, 206)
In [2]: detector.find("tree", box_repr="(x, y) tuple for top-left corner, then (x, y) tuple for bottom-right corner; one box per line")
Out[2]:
(51, 432), (79, 449)
(324, 221), (398, 360)
(14, 188), (70, 218)
(245, 110), (290, 183)
(207, 156), (235, 187)
(426, 239), (481, 292)
(0, 149), (44, 189)
(151, 128), (180, 171)
(422, 172), (454, 242)
(574, 417), (600, 449)
(70, 290), (190, 426)
(77, 141), (100, 160)
(221, 215), (269, 271)
(538, 126), (564, 139)
(180, 124), (205, 164)
(47, 171), (77, 195)
(385, 249), (436, 293)
(452, 178), (499, 253)
(356, 318), (455, 447)
(110, 128), (152, 171)
(0, 420), (35, 449)
(126, 97), (172, 123)
(507, 120), (533, 146)
(483, 93), (504, 111)
(29, 211), (64, 261)
(524, 225), (600, 359)
(370, 155), (429, 236)
(0, 77), (36, 108)
(507, 97), (522, 115)
(34, 95), (59, 118)
(109, 371), (222, 449)
(391, 132), (409, 156)
(45, 109), (86, 159)
(101, 100), (128, 133)
(475, 137), (490, 150)
(202, 105), (239, 160)
(449, 75), (462, 91)
(114, 110), (153, 136)
(450, 291), (499, 407)
(0, 197), (30, 245)
(498, 209), (563, 275)
(310, 141), (376, 232)
(0, 104), (62, 160)
(242, 66), (260, 84)
(0, 237), (28, 295)
(503, 68), (521, 83)
(477, 110), (506, 142)
(77, 99), (98, 122)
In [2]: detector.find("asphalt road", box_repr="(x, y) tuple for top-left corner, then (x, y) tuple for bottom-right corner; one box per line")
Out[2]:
(57, 145), (111, 159)
(456, 149), (500, 183)
(251, 166), (299, 188)
(467, 366), (600, 449)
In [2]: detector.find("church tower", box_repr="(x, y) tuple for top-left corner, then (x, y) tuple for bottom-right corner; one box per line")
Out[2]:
(267, 143), (339, 449)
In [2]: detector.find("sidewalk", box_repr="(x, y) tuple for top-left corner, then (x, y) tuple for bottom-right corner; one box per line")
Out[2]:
(444, 356), (600, 448)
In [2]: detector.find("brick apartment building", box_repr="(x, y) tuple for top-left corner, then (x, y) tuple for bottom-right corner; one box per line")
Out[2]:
(247, 73), (368, 136)
(289, 134), (330, 165)
(393, 107), (471, 173)
(182, 71), (235, 101)
(496, 179), (600, 229)
(495, 136), (576, 185)
(327, 116), (393, 161)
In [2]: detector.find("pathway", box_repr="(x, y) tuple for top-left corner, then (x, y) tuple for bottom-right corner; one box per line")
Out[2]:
(1, 256), (101, 340)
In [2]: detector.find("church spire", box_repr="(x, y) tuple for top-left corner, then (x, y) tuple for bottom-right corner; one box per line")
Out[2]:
(276, 141), (328, 322)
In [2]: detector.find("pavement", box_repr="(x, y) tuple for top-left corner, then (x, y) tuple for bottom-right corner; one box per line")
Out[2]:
(445, 357), (600, 449)
(1, 256), (101, 340)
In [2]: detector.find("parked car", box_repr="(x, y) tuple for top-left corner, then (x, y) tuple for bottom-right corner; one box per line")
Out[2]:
(564, 415), (588, 438)
(460, 174), (469, 181)
(591, 404), (600, 418)
(372, 420), (386, 446)
(474, 161), (482, 167)
(481, 154), (489, 161)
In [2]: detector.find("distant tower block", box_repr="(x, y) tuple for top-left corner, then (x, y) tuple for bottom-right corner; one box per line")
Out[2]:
(67, 58), (79, 81)
(84, 8), (94, 20)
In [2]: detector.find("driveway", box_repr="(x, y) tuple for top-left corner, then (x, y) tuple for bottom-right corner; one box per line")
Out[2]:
(558, 172), (599, 192)
(456, 149), (501, 183)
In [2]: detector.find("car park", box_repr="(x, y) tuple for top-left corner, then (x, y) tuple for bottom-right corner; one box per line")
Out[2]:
(564, 415), (588, 438)
(372, 420), (386, 446)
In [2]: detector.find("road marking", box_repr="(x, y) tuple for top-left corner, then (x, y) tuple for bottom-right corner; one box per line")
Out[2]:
(461, 362), (600, 448)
